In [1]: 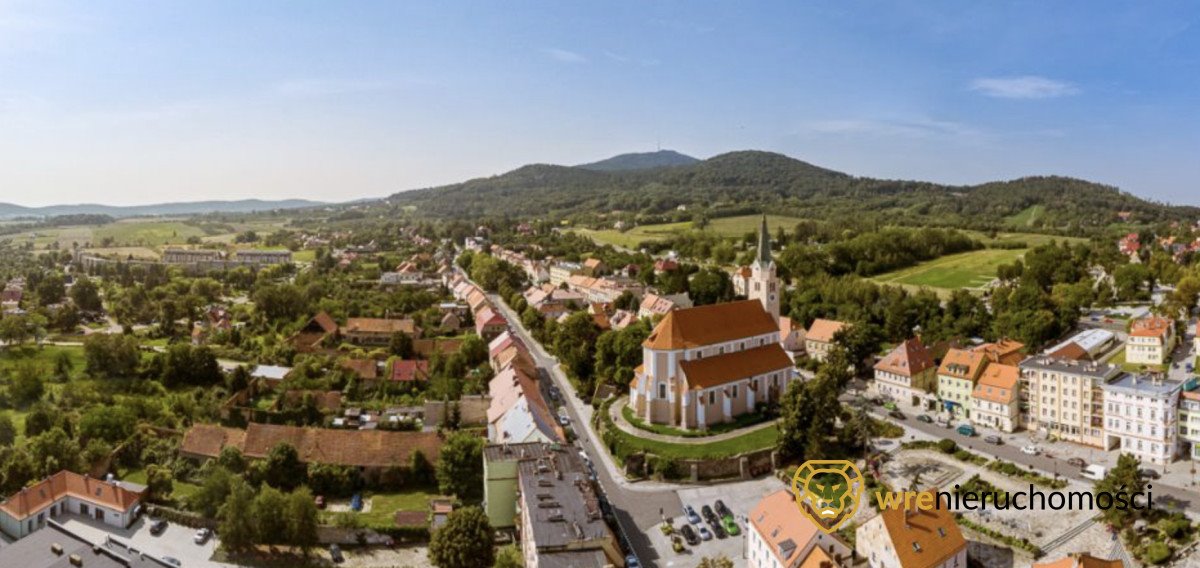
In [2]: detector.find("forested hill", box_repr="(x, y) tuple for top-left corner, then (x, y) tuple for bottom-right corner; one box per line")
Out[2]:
(384, 150), (1198, 232)
(577, 150), (699, 171)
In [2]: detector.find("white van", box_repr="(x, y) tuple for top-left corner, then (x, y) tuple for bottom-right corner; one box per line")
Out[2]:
(1081, 464), (1107, 481)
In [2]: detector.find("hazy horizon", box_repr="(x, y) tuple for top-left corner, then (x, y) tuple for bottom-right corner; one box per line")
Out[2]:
(2, 1), (1198, 207)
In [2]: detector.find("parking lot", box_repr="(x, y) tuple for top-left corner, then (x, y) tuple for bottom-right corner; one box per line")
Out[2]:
(60, 515), (230, 568)
(648, 476), (782, 567)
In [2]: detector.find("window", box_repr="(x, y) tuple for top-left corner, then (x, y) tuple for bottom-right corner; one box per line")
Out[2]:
(709, 391), (716, 405)
(658, 383), (666, 399)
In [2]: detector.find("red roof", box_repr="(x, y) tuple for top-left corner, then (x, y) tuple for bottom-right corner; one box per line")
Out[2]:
(390, 359), (430, 382)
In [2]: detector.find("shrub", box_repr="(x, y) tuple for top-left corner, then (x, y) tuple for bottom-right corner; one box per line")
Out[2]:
(1142, 542), (1172, 565)
(937, 439), (958, 454)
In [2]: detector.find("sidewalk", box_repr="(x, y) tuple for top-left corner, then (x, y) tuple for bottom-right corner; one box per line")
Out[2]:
(607, 396), (778, 445)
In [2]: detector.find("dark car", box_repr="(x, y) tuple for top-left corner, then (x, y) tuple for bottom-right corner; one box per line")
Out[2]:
(329, 544), (345, 564)
(916, 414), (933, 423)
(888, 409), (906, 420)
(149, 519), (169, 536)
(161, 558), (181, 567)
(714, 500), (732, 519)
(701, 505), (717, 523)
(680, 524), (700, 546)
(983, 435), (1003, 445)
(1067, 457), (1087, 468)
(1139, 468), (1161, 480)
(708, 518), (727, 539)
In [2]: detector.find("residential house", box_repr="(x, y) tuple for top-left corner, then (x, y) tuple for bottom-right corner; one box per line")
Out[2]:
(289, 311), (340, 352)
(516, 449), (621, 567)
(1126, 316), (1176, 367)
(342, 317), (421, 346)
(475, 306), (508, 340)
(389, 359), (430, 383)
(779, 316), (806, 359)
(1103, 374), (1182, 465)
(1019, 356), (1122, 447)
(971, 364), (1020, 432)
(748, 489), (853, 568)
(874, 338), (937, 408)
(936, 348), (988, 419)
(628, 300), (795, 430)
(975, 339), (1025, 366)
(581, 257), (605, 276)
(805, 319), (848, 364)
(0, 471), (144, 539)
(855, 491), (967, 568)
(637, 292), (692, 320)
(339, 358), (380, 382)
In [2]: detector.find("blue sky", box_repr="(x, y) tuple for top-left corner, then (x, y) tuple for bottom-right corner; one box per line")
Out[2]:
(1, 1), (1198, 206)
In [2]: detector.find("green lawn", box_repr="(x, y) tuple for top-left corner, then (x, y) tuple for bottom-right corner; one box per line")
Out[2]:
(870, 248), (1020, 290)
(621, 404), (773, 438)
(1005, 205), (1046, 228)
(121, 468), (202, 502)
(611, 421), (779, 460)
(324, 489), (437, 529)
(575, 214), (804, 249)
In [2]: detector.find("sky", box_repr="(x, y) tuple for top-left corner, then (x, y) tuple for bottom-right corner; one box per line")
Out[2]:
(1, 1), (1198, 207)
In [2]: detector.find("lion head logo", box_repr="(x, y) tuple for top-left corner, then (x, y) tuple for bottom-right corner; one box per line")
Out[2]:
(791, 460), (863, 533)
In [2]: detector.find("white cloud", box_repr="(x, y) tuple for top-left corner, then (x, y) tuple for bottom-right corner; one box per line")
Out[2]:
(543, 48), (587, 64)
(969, 76), (1079, 99)
(804, 117), (980, 140)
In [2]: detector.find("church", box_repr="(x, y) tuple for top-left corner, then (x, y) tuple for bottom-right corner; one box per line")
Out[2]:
(628, 216), (797, 430)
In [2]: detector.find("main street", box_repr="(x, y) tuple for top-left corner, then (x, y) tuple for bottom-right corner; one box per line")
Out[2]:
(486, 290), (683, 566)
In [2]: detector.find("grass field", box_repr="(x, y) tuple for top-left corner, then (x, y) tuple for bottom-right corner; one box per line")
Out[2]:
(610, 417), (780, 460)
(1005, 205), (1046, 228)
(872, 231), (1089, 292)
(323, 488), (437, 529)
(94, 220), (208, 246)
(576, 214), (803, 249)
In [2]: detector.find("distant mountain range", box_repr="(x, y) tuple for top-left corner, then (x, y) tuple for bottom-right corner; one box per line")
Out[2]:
(0, 199), (326, 219)
(386, 149), (1200, 231)
(576, 150), (699, 172)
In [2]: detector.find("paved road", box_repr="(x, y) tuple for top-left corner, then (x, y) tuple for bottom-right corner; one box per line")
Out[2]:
(487, 290), (682, 567)
(874, 406), (1200, 515)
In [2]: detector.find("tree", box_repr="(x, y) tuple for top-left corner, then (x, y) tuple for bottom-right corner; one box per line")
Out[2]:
(286, 487), (320, 552)
(190, 466), (237, 518)
(264, 443), (307, 490)
(688, 268), (733, 306)
(70, 275), (104, 312)
(27, 427), (82, 476)
(36, 274), (65, 306)
(1094, 453), (1146, 527)
(158, 344), (222, 388)
(0, 414), (16, 447)
(252, 485), (289, 544)
(0, 315), (30, 346)
(79, 405), (136, 444)
(145, 464), (174, 501)
(217, 446), (247, 473)
(218, 479), (256, 552)
(9, 362), (45, 405)
(493, 544), (523, 568)
(83, 333), (140, 378)
(437, 432), (484, 501)
(390, 331), (414, 358)
(429, 506), (494, 568)
(697, 555), (735, 568)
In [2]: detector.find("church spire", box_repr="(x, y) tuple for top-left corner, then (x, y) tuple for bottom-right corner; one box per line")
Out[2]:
(756, 214), (772, 266)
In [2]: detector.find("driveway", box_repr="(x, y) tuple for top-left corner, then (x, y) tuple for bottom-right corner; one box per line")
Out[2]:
(60, 515), (230, 568)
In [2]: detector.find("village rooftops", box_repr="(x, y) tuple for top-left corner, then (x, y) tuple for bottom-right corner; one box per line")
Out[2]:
(973, 364), (1019, 404)
(938, 348), (988, 379)
(1020, 356), (1124, 380)
(1130, 316), (1173, 338)
(0, 470), (144, 523)
(806, 319), (848, 344)
(483, 441), (563, 462)
(875, 338), (935, 377)
(750, 489), (826, 566)
(181, 423), (442, 467)
(642, 299), (779, 350)
(342, 317), (419, 335)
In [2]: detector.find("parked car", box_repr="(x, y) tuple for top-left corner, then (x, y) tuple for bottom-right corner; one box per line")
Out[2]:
(888, 410), (906, 420)
(329, 544), (345, 564)
(714, 500), (732, 519)
(883, 401), (898, 411)
(697, 525), (713, 541)
(721, 516), (740, 536)
(1067, 457), (1087, 468)
(701, 505), (717, 523)
(162, 557), (181, 567)
(708, 518), (727, 539)
(149, 519), (169, 536)
(1139, 468), (1161, 480)
(680, 524), (700, 545)
(1020, 445), (1040, 456)
(193, 528), (212, 545)
(625, 554), (641, 568)
(350, 493), (364, 512)
(916, 414), (933, 423)
(1081, 464), (1107, 480)
(683, 504), (701, 525)
(956, 424), (975, 437)
(983, 435), (1003, 445)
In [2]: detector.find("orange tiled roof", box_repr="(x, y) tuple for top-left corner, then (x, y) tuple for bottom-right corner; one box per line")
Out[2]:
(975, 339), (1025, 365)
(339, 358), (379, 380)
(878, 492), (966, 568)
(1047, 342), (1090, 361)
(749, 490), (823, 566)
(1131, 316), (1172, 338)
(0, 470), (143, 521)
(973, 364), (1018, 404)
(1033, 553), (1124, 568)
(806, 318), (848, 344)
(181, 423), (443, 467)
(938, 348), (988, 380)
(679, 343), (793, 390)
(342, 317), (418, 335)
(875, 338), (935, 377)
(643, 300), (779, 350)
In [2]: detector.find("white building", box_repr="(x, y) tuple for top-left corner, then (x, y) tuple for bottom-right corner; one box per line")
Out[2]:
(970, 363), (1020, 433)
(0, 471), (144, 539)
(1102, 374), (1183, 465)
(873, 338), (937, 408)
(1019, 356), (1123, 448)
(1126, 316), (1176, 367)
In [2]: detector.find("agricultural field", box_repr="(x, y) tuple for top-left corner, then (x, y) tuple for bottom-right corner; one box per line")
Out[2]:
(93, 219), (208, 246)
(576, 214), (803, 249)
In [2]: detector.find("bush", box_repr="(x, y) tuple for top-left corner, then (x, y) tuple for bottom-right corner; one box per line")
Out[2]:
(1142, 542), (1172, 565)
(937, 439), (958, 454)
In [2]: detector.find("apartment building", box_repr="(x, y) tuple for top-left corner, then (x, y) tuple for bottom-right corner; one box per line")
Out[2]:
(1177, 388), (1200, 461)
(936, 348), (988, 419)
(1126, 316), (1176, 367)
(971, 363), (1020, 432)
(1103, 374), (1183, 465)
(1019, 356), (1123, 448)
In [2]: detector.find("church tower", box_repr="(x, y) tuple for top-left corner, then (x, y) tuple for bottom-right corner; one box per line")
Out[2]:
(748, 215), (780, 322)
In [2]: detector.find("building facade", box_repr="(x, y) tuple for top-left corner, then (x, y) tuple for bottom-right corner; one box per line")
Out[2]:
(1019, 357), (1122, 447)
(1126, 316), (1176, 367)
(1103, 374), (1182, 465)
(970, 364), (1020, 432)
(855, 492), (966, 568)
(873, 338), (937, 408)
(748, 490), (852, 568)
(0, 471), (144, 540)
(936, 348), (987, 419)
